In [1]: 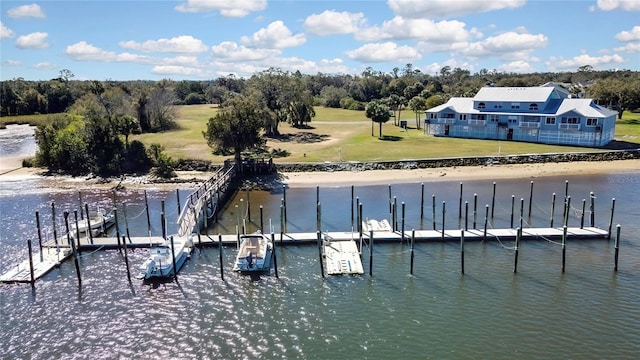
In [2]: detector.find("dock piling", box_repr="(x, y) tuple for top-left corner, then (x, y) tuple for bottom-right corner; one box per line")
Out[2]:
(581, 199), (586, 229)
(369, 230), (374, 276)
(510, 195), (515, 228)
(528, 181), (534, 217)
(562, 225), (567, 273)
(464, 201), (469, 231)
(144, 190), (151, 237)
(519, 198), (524, 230)
(351, 185), (354, 229)
(550, 193), (556, 228)
(410, 229), (415, 275)
(483, 205), (489, 242)
(473, 193), (477, 229)
(64, 211), (81, 286)
(460, 229), (465, 274)
(401, 202), (405, 244)
(260, 205), (264, 233)
(170, 236), (177, 278)
(614, 224), (621, 271)
(114, 209), (121, 251)
(160, 201), (166, 240)
(218, 234), (224, 281)
(317, 231), (325, 278)
(458, 182), (463, 219)
(35, 211), (43, 261)
(176, 189), (181, 219)
(432, 195), (436, 230)
(590, 192), (595, 227)
(491, 182), (496, 219)
(27, 239), (35, 285)
(122, 235), (131, 282)
(85, 204), (93, 244)
(441, 201), (446, 241)
(420, 183), (425, 219)
(514, 227), (521, 273)
(608, 198), (616, 239)
(271, 232), (278, 278)
(51, 202), (59, 248)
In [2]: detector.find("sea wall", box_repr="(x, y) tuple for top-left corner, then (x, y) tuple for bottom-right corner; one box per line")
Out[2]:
(272, 149), (640, 173)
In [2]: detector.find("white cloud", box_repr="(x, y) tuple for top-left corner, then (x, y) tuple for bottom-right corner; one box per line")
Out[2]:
(241, 21), (306, 49)
(1, 22), (15, 39)
(212, 41), (280, 61)
(8, 3), (46, 19)
(175, 0), (267, 17)
(356, 17), (472, 43)
(387, 0), (526, 19)
(161, 56), (200, 66)
(345, 42), (421, 63)
(119, 35), (208, 53)
(2, 60), (22, 66)
(151, 65), (212, 77)
(304, 10), (365, 36)
(596, 0), (640, 11)
(546, 53), (626, 71)
(614, 42), (640, 52)
(34, 62), (57, 70)
(458, 31), (548, 60)
(16, 32), (49, 49)
(65, 41), (153, 63)
(497, 60), (537, 73)
(615, 26), (640, 41)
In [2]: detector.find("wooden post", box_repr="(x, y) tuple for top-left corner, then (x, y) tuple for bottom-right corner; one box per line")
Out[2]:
(246, 188), (251, 222)
(176, 189), (181, 219)
(316, 186), (320, 208)
(160, 200), (166, 240)
(608, 198), (616, 240)
(483, 205), (489, 242)
(73, 211), (82, 252)
(441, 201), (446, 241)
(388, 184), (392, 216)
(260, 205), (264, 233)
(562, 225), (567, 273)
(519, 198), (524, 230)
(410, 229), (415, 275)
(84, 204), (93, 244)
(473, 193), (477, 229)
(271, 232), (278, 278)
(64, 211), (81, 286)
(218, 234), (224, 281)
(491, 182), (496, 219)
(432, 195), (436, 230)
(351, 185), (355, 230)
(460, 229), (465, 274)
(514, 227), (521, 273)
(51, 202), (59, 248)
(393, 197), (398, 231)
(317, 202), (322, 232)
(401, 202), (405, 244)
(35, 211), (43, 261)
(369, 229), (374, 276)
(123, 202), (131, 243)
(317, 231), (325, 278)
(420, 183), (425, 219)
(464, 201), (469, 231)
(614, 224), (621, 272)
(144, 190), (152, 237)
(122, 235), (131, 282)
(282, 185), (287, 231)
(27, 239), (35, 285)
(528, 181), (534, 218)
(510, 195), (515, 228)
(356, 197), (361, 234)
(280, 204), (284, 243)
(78, 191), (84, 220)
(458, 182), (463, 219)
(564, 180), (569, 199)
(114, 209), (121, 251)
(170, 236), (177, 278)
(580, 199), (586, 229)
(550, 193), (556, 228)
(359, 202), (363, 240)
(590, 192), (595, 227)
(564, 196), (571, 227)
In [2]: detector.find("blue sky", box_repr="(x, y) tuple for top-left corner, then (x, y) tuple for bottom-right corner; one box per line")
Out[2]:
(1, 0), (639, 81)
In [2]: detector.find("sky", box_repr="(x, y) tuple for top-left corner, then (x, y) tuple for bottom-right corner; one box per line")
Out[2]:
(1, 0), (639, 81)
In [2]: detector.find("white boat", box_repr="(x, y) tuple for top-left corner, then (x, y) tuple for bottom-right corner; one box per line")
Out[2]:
(232, 232), (273, 273)
(71, 208), (115, 237)
(138, 235), (193, 280)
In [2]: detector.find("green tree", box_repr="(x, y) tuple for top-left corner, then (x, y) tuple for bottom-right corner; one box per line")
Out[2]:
(365, 99), (391, 139)
(202, 96), (267, 163)
(116, 114), (140, 148)
(408, 96), (427, 129)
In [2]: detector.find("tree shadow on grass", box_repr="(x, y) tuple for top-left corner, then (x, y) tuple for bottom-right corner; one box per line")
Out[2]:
(269, 132), (329, 144)
(379, 135), (403, 142)
(603, 140), (640, 150)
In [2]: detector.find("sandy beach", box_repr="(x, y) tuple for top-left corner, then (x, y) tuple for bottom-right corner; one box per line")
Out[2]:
(1, 157), (639, 191)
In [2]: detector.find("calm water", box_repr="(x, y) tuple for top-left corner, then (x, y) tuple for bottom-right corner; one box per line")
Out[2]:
(1, 126), (640, 359)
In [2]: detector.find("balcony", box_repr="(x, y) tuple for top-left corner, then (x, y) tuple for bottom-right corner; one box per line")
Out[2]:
(519, 121), (540, 129)
(437, 118), (456, 124)
(468, 119), (486, 127)
(559, 123), (580, 131)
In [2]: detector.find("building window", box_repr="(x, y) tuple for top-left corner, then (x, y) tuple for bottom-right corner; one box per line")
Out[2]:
(511, 102), (520, 109)
(529, 103), (538, 111)
(546, 117), (556, 125)
(493, 104), (502, 109)
(561, 117), (580, 124)
(586, 118), (598, 126)
(445, 113), (455, 118)
(478, 102), (486, 109)
(460, 114), (467, 121)
(490, 115), (500, 123)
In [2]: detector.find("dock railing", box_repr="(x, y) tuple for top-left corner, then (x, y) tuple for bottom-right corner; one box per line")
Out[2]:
(176, 162), (237, 237)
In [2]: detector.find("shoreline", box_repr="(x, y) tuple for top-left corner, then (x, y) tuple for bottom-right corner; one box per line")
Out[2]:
(1, 158), (639, 191)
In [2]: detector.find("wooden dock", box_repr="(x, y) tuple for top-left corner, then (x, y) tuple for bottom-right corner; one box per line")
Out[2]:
(1, 226), (609, 283)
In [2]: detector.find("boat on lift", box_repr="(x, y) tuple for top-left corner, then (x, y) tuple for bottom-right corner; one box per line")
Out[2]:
(71, 207), (115, 237)
(232, 232), (273, 273)
(138, 235), (193, 280)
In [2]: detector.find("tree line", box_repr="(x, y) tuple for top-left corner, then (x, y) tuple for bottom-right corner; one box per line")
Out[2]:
(1, 66), (638, 176)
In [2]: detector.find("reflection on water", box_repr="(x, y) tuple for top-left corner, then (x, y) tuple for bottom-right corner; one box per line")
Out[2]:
(1, 172), (639, 359)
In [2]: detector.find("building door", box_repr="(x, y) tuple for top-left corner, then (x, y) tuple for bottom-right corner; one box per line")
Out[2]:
(507, 128), (513, 140)
(444, 125), (450, 136)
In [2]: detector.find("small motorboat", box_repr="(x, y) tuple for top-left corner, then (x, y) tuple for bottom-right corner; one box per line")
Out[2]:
(138, 235), (193, 280)
(71, 208), (115, 237)
(232, 232), (273, 273)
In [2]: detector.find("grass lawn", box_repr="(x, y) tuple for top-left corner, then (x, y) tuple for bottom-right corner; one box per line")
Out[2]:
(3, 105), (639, 164)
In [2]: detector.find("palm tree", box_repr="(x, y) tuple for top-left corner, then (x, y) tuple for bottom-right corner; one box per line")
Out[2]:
(365, 100), (391, 139)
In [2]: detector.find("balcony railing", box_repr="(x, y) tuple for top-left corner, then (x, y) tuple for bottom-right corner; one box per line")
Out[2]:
(468, 119), (486, 127)
(519, 121), (540, 129)
(437, 118), (456, 124)
(559, 123), (581, 131)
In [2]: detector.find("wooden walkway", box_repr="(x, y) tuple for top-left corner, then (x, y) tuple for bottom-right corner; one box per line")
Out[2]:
(1, 226), (609, 283)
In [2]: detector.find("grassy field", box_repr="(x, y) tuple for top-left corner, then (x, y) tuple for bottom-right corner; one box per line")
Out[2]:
(3, 105), (639, 164)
